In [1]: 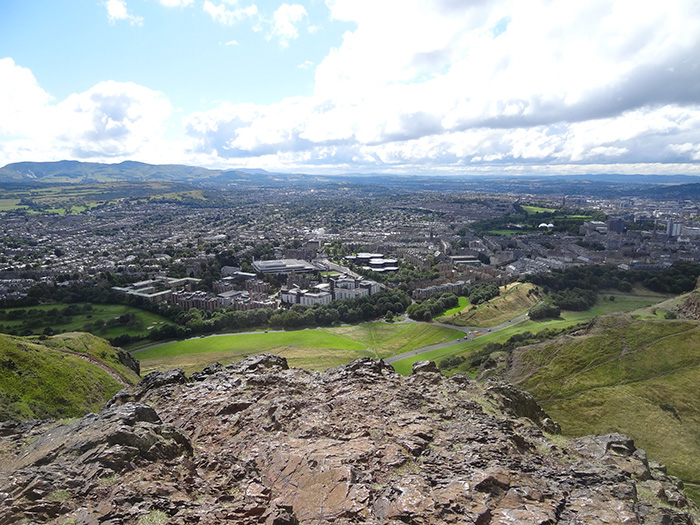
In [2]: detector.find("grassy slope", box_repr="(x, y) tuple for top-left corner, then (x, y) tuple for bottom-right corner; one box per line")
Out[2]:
(446, 283), (539, 327)
(136, 322), (462, 376)
(0, 333), (140, 421)
(505, 314), (700, 502)
(440, 296), (470, 317)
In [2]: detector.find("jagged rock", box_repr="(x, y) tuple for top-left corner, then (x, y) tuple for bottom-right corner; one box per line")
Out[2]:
(484, 377), (562, 433)
(105, 368), (188, 408)
(115, 346), (140, 376)
(137, 368), (188, 391)
(1, 356), (697, 524)
(9, 403), (191, 472)
(411, 360), (441, 374)
(190, 361), (224, 381)
(226, 353), (289, 373)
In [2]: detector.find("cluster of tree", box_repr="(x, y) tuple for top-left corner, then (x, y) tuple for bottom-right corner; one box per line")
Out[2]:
(467, 207), (606, 236)
(407, 293), (459, 321)
(269, 289), (411, 329)
(467, 282), (500, 305)
(356, 265), (439, 286)
(0, 304), (93, 335)
(527, 301), (561, 320)
(527, 263), (700, 310)
(549, 288), (597, 311)
(438, 354), (466, 370)
(636, 262), (700, 294)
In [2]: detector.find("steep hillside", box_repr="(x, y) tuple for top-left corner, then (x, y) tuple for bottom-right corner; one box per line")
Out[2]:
(447, 282), (540, 327)
(0, 355), (697, 523)
(500, 313), (700, 504)
(0, 332), (140, 421)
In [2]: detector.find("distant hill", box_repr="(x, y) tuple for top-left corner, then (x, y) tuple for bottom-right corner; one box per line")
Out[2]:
(0, 160), (221, 183)
(637, 182), (700, 200)
(0, 160), (290, 185)
(0, 332), (140, 421)
(499, 312), (700, 504)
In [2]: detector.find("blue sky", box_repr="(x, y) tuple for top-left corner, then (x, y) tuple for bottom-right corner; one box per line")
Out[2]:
(1, 0), (700, 175)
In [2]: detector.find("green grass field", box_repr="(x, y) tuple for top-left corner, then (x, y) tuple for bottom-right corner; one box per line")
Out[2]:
(135, 322), (462, 376)
(486, 229), (522, 236)
(0, 303), (176, 340)
(0, 198), (27, 211)
(521, 205), (556, 214)
(441, 296), (469, 317)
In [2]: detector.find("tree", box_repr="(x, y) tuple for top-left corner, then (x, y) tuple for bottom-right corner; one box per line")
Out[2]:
(528, 301), (561, 320)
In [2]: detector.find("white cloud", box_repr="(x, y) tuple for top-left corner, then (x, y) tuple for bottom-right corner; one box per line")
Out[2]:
(104, 0), (143, 26)
(203, 1), (258, 26)
(269, 3), (308, 48)
(298, 60), (314, 70)
(5, 0), (700, 174)
(54, 81), (173, 158)
(0, 64), (174, 164)
(157, 0), (195, 6)
(0, 58), (52, 137)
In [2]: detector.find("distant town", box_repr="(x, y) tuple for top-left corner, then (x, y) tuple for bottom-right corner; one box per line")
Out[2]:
(1, 173), (699, 318)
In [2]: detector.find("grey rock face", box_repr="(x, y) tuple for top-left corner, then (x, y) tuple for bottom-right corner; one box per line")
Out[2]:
(0, 357), (697, 524)
(411, 360), (441, 374)
(485, 377), (562, 434)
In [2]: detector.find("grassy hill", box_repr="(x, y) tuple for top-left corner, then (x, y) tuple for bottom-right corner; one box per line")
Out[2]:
(0, 332), (140, 421)
(501, 313), (700, 504)
(444, 282), (540, 327)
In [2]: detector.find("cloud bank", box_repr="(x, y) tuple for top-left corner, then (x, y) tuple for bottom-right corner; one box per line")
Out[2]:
(3, 0), (700, 175)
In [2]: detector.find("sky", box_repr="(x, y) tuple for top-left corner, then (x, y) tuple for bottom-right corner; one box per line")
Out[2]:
(1, 0), (700, 176)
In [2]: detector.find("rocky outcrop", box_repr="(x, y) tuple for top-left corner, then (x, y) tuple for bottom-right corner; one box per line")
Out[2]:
(115, 346), (141, 376)
(0, 402), (191, 524)
(1, 356), (697, 524)
(678, 289), (700, 320)
(484, 377), (562, 434)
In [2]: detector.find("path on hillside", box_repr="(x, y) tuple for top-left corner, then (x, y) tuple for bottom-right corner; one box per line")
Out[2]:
(50, 347), (131, 387)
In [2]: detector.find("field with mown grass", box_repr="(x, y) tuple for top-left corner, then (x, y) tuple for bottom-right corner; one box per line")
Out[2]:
(0, 332), (140, 421)
(504, 313), (700, 505)
(521, 205), (556, 214)
(135, 322), (462, 376)
(0, 303), (176, 341)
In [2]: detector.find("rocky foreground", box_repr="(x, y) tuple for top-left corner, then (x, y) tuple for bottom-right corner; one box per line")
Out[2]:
(0, 356), (697, 524)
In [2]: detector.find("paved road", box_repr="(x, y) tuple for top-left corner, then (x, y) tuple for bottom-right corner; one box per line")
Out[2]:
(385, 312), (530, 365)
